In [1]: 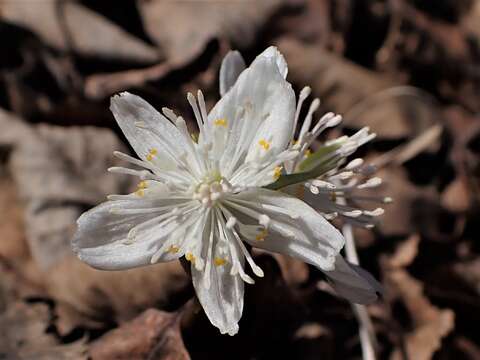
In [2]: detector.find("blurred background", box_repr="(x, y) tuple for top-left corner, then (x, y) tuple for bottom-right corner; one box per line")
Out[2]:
(0, 0), (479, 359)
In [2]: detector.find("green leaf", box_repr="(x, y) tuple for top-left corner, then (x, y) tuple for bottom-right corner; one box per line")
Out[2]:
(266, 156), (340, 190)
(297, 143), (341, 172)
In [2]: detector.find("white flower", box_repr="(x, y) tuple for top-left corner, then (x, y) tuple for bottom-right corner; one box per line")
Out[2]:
(72, 47), (380, 336)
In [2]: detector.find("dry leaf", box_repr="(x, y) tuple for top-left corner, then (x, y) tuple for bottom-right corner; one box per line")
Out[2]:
(387, 270), (455, 360)
(1, 0), (159, 63)
(441, 177), (471, 213)
(384, 234), (420, 269)
(278, 39), (445, 140)
(0, 301), (88, 359)
(371, 166), (437, 236)
(0, 177), (28, 260)
(90, 308), (189, 360)
(46, 256), (189, 334)
(382, 236), (455, 360)
(138, 0), (294, 63)
(7, 120), (133, 269)
(462, 0), (480, 40)
(253, 249), (309, 286)
(452, 259), (480, 297)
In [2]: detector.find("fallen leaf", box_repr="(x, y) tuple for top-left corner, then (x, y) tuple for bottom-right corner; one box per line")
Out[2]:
(462, 0), (480, 40)
(1, 0), (159, 63)
(6, 118), (134, 269)
(84, 62), (174, 100)
(277, 39), (448, 141)
(382, 236), (455, 360)
(452, 258), (480, 297)
(0, 301), (88, 359)
(89, 308), (189, 360)
(441, 177), (471, 213)
(383, 234), (420, 269)
(370, 166), (438, 237)
(387, 270), (455, 360)
(0, 176), (28, 260)
(138, 0), (294, 63)
(46, 256), (189, 334)
(253, 249), (309, 286)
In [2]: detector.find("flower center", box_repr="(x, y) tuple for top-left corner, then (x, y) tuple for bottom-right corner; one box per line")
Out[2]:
(192, 171), (231, 207)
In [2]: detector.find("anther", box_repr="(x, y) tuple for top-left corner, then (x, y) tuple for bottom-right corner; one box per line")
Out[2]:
(255, 229), (268, 241)
(259, 139), (271, 151)
(214, 118), (227, 127)
(273, 166), (283, 179)
(185, 252), (196, 264)
(214, 257), (227, 266)
(167, 245), (180, 254)
(146, 148), (158, 161)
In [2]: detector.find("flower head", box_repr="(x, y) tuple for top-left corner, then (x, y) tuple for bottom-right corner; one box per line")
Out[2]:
(72, 47), (381, 335)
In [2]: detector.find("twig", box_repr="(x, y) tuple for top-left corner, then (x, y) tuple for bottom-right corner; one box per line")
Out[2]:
(342, 217), (378, 360)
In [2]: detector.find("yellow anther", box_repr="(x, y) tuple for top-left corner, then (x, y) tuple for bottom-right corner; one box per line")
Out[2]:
(191, 133), (198, 143)
(259, 139), (271, 151)
(137, 181), (148, 189)
(273, 166), (283, 180)
(214, 118), (227, 127)
(185, 252), (196, 264)
(305, 149), (312, 158)
(135, 189), (145, 197)
(146, 148), (158, 161)
(292, 139), (299, 145)
(214, 257), (227, 266)
(167, 245), (180, 254)
(255, 229), (268, 241)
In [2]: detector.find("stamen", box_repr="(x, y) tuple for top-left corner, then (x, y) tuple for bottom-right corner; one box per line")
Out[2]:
(255, 229), (268, 241)
(343, 210), (363, 218)
(364, 208), (385, 216)
(167, 245), (180, 254)
(292, 86), (311, 138)
(273, 166), (283, 179)
(185, 252), (196, 264)
(259, 139), (271, 151)
(346, 158), (364, 170)
(325, 114), (343, 128)
(312, 179), (336, 189)
(214, 118), (227, 127)
(214, 257), (227, 266)
(146, 148), (158, 161)
(358, 177), (383, 189)
(259, 214), (270, 228)
(135, 189), (145, 197)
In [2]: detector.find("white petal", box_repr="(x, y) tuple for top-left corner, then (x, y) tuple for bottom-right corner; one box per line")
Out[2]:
(208, 57), (295, 176)
(325, 256), (382, 304)
(228, 188), (344, 270)
(72, 199), (195, 270)
(251, 46), (288, 78)
(110, 92), (188, 167)
(219, 50), (246, 96)
(191, 217), (243, 335)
